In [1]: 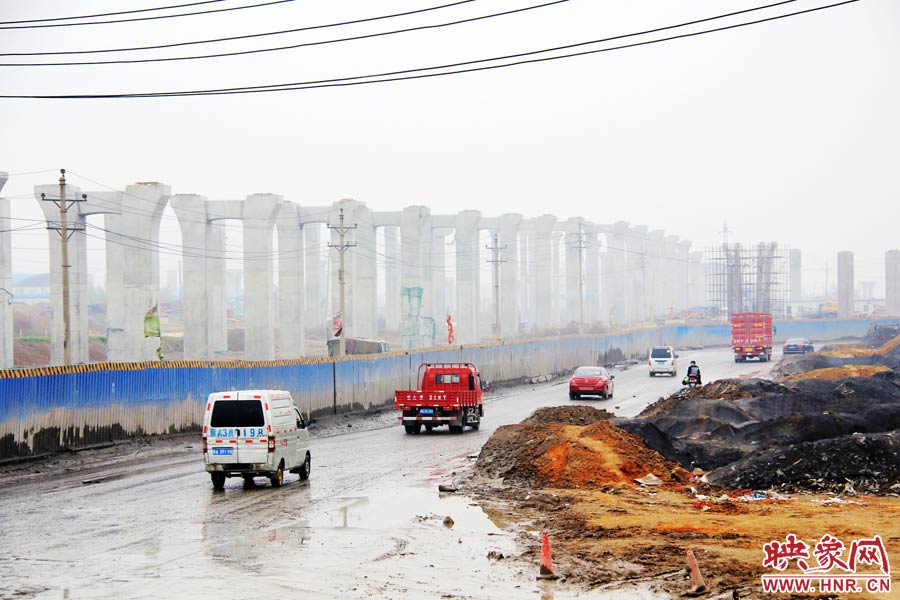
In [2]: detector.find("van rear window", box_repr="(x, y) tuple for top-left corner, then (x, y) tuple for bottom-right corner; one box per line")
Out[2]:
(650, 348), (672, 358)
(210, 400), (265, 427)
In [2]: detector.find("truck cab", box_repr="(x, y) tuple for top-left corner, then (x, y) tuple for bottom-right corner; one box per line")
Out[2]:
(394, 363), (484, 435)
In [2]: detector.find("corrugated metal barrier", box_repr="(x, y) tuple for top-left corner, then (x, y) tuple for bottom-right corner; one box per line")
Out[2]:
(0, 319), (877, 459)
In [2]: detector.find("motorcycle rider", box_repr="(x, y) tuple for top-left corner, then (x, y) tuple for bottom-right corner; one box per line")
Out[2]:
(685, 360), (702, 385)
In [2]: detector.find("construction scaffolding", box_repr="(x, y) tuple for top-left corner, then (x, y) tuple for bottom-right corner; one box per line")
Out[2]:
(705, 242), (790, 318)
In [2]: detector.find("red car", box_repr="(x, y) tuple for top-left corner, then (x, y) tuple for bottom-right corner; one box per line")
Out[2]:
(569, 366), (615, 400)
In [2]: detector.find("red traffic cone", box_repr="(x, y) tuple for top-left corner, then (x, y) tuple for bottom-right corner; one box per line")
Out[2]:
(684, 547), (708, 596)
(537, 531), (559, 580)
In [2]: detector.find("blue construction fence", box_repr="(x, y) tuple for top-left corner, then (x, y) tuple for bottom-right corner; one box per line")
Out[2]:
(0, 319), (882, 459)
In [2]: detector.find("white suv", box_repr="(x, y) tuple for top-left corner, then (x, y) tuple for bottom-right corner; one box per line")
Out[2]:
(648, 346), (676, 377)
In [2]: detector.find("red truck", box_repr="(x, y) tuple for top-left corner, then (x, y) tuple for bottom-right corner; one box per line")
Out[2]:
(731, 312), (773, 363)
(394, 363), (484, 434)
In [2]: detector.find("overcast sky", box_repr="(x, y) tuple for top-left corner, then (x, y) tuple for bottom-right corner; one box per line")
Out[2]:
(1, 0), (898, 298)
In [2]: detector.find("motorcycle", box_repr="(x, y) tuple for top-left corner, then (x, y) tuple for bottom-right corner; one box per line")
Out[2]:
(682, 373), (700, 388)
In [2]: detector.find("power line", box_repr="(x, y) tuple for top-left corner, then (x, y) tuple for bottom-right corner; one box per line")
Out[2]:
(1, 0), (478, 58)
(0, 0), (298, 30)
(2, 0), (567, 67)
(0, 1), (230, 26)
(0, 0), (857, 99)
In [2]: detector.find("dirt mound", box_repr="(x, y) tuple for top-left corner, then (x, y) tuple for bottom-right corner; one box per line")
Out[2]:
(521, 405), (614, 426)
(475, 417), (689, 490)
(707, 430), (900, 494)
(819, 332), (900, 358)
(781, 365), (891, 381)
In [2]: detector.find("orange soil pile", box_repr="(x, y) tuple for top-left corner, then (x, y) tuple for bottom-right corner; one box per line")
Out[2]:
(505, 422), (689, 490)
(781, 364), (892, 381)
(819, 333), (900, 358)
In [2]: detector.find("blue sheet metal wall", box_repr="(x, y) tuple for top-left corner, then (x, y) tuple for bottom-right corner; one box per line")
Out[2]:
(0, 319), (882, 459)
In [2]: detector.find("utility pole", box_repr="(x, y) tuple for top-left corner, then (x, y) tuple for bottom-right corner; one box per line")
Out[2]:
(485, 232), (507, 338)
(42, 169), (85, 366)
(568, 223), (591, 334)
(327, 208), (356, 357)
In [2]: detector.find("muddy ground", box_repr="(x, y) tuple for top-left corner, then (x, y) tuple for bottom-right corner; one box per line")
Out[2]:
(465, 405), (900, 598)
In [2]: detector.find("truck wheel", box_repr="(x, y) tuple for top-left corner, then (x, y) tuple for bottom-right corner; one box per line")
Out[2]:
(568, 392), (576, 400)
(469, 422), (480, 431)
(424, 424), (434, 433)
(210, 472), (225, 490)
(404, 423), (422, 435)
(270, 462), (284, 488)
(298, 453), (311, 481)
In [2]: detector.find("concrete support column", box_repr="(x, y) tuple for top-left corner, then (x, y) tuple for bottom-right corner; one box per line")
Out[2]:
(688, 251), (706, 309)
(886, 250), (900, 316)
(0, 172), (11, 369)
(675, 240), (692, 312)
(600, 222), (628, 328)
(564, 225), (582, 325)
(454, 211), (481, 344)
(400, 206), (435, 324)
(432, 231), (449, 321)
(304, 224), (323, 331)
(172, 195), (225, 360)
(551, 232), (563, 329)
(328, 199), (377, 341)
(243, 194), (282, 360)
(35, 182), (89, 365)
(99, 183), (171, 362)
(497, 213), (522, 338)
(584, 230), (600, 324)
(647, 230), (665, 321)
(661, 235), (680, 317)
(383, 226), (401, 330)
(789, 249), (802, 315)
(276, 203), (304, 357)
(837, 251), (854, 319)
(529, 216), (556, 331)
(626, 226), (649, 324)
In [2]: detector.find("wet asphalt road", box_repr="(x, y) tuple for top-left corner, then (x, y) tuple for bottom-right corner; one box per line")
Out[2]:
(0, 347), (770, 600)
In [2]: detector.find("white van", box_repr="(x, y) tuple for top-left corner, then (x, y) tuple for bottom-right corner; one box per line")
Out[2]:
(648, 346), (677, 376)
(202, 390), (311, 489)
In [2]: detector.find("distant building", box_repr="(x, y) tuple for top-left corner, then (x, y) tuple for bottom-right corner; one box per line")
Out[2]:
(11, 273), (50, 304)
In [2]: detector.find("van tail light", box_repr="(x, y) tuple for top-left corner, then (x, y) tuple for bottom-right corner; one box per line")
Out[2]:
(267, 436), (276, 453)
(201, 437), (208, 454)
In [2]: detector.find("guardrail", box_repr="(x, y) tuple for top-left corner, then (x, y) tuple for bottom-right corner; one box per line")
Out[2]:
(0, 319), (878, 459)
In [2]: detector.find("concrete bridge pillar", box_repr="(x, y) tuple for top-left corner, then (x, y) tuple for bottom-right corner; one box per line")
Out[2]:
(100, 183), (171, 362)
(551, 232), (563, 329)
(688, 251), (706, 309)
(564, 221), (583, 326)
(789, 249), (802, 314)
(243, 194), (282, 360)
(400, 206), (434, 329)
(626, 226), (649, 324)
(328, 199), (377, 342)
(432, 230), (450, 322)
(0, 172), (11, 369)
(34, 181), (89, 365)
(675, 240), (692, 312)
(647, 230), (666, 321)
(172, 195), (226, 360)
(497, 213), (522, 338)
(303, 223), (323, 332)
(383, 226), (401, 330)
(529, 215), (556, 331)
(455, 211), (481, 344)
(584, 229), (600, 324)
(276, 203), (304, 357)
(837, 251), (854, 319)
(600, 221), (628, 328)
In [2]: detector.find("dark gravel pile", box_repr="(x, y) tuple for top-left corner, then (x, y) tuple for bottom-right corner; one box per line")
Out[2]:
(618, 371), (900, 494)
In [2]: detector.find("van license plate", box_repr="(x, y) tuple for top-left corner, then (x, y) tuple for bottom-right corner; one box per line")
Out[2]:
(420, 408), (434, 415)
(212, 447), (233, 456)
